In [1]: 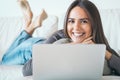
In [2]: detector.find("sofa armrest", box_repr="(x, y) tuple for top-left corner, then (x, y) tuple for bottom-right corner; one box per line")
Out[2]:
(0, 65), (24, 80)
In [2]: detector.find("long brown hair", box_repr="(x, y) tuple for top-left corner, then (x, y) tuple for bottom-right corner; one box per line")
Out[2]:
(64, 0), (118, 56)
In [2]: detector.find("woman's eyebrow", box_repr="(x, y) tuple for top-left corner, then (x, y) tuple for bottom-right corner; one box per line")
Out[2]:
(68, 18), (89, 20)
(79, 18), (89, 21)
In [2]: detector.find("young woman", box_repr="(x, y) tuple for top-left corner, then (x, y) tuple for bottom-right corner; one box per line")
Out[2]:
(23, 0), (120, 76)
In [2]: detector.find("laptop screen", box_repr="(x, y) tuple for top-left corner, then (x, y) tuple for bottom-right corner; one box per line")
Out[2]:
(33, 44), (106, 80)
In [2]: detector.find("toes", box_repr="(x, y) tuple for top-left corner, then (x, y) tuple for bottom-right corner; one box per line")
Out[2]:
(18, 0), (33, 28)
(39, 9), (48, 21)
(17, 0), (30, 10)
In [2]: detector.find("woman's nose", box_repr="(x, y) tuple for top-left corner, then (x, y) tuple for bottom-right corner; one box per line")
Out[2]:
(73, 21), (81, 30)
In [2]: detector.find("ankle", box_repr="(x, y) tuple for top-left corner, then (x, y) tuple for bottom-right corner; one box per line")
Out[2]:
(25, 25), (35, 35)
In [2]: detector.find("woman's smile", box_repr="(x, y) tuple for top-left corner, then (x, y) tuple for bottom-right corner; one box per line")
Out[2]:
(72, 31), (85, 41)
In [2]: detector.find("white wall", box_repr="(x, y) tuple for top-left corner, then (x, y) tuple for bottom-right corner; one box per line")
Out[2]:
(0, 0), (72, 17)
(91, 0), (120, 9)
(0, 0), (120, 17)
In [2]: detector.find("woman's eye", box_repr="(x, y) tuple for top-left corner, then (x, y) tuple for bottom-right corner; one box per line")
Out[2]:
(80, 19), (89, 24)
(81, 20), (88, 24)
(68, 19), (75, 24)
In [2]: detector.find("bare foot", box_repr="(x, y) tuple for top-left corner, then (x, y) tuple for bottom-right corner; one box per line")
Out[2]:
(17, 0), (33, 27)
(31, 9), (48, 29)
(25, 9), (48, 35)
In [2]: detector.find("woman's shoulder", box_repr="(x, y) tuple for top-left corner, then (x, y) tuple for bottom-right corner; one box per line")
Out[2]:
(54, 29), (65, 37)
(45, 29), (67, 43)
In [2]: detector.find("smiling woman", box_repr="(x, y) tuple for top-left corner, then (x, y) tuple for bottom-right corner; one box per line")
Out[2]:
(22, 0), (120, 76)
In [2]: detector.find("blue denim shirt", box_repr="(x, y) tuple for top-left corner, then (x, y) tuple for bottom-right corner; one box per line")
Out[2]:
(1, 30), (45, 65)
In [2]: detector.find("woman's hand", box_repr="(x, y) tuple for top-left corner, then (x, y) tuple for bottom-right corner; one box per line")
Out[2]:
(70, 36), (95, 44)
(81, 36), (95, 44)
(105, 50), (112, 60)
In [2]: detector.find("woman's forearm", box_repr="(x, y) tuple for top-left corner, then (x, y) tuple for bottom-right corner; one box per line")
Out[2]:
(105, 50), (112, 60)
(108, 54), (120, 75)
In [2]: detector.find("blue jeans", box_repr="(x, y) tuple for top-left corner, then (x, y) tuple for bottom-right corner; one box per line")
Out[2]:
(1, 30), (45, 65)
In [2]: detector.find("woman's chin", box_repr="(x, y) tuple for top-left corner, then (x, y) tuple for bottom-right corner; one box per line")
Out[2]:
(72, 39), (83, 43)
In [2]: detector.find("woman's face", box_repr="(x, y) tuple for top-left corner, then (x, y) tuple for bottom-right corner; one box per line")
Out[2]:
(67, 6), (92, 43)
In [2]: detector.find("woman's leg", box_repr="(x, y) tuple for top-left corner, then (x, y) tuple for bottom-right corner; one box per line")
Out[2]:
(1, 0), (47, 65)
(18, 0), (33, 28)
(25, 9), (48, 35)
(0, 0), (33, 65)
(5, 0), (33, 54)
(1, 37), (45, 65)
(17, 0), (47, 35)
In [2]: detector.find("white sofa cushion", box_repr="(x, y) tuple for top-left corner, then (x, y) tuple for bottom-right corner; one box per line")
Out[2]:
(0, 65), (23, 80)
(32, 15), (58, 38)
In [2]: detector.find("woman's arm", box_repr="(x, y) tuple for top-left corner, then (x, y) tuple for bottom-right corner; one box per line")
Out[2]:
(108, 53), (120, 75)
(44, 29), (66, 43)
(105, 50), (120, 75)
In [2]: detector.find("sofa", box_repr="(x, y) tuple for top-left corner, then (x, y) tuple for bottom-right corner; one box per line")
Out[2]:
(0, 9), (120, 80)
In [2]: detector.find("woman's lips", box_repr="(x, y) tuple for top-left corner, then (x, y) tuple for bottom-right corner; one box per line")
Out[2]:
(72, 32), (85, 38)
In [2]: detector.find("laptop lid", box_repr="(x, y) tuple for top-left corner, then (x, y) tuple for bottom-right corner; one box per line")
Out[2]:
(33, 44), (106, 80)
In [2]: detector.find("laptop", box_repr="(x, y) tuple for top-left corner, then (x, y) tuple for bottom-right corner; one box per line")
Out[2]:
(32, 44), (106, 80)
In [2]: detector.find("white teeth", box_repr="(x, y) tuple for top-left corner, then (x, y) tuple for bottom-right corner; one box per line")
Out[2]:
(74, 33), (83, 37)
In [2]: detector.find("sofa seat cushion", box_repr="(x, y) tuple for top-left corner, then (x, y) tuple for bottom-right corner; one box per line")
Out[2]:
(0, 65), (23, 80)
